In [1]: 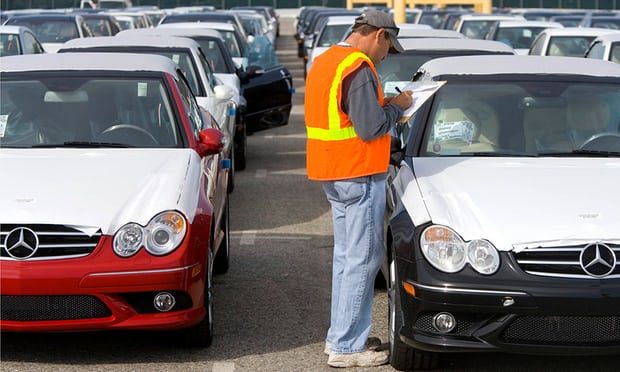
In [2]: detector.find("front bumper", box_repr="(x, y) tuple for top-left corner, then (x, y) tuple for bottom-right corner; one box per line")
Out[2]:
(395, 254), (620, 355)
(1, 234), (207, 332)
(389, 214), (620, 355)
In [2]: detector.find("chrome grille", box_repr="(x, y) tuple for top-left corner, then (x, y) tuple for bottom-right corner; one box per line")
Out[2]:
(513, 244), (620, 279)
(0, 224), (101, 260)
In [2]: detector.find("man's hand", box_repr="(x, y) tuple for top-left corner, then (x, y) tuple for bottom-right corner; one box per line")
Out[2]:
(390, 90), (413, 110)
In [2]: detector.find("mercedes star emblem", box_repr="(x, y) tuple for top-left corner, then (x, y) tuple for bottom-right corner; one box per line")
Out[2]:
(579, 242), (616, 278)
(4, 227), (39, 259)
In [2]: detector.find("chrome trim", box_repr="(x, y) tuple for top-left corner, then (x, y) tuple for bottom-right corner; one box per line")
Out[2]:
(410, 282), (528, 296)
(0, 254), (89, 261)
(517, 260), (580, 265)
(513, 239), (620, 252)
(525, 270), (620, 280)
(0, 231), (101, 236)
(37, 243), (98, 248)
(88, 264), (199, 277)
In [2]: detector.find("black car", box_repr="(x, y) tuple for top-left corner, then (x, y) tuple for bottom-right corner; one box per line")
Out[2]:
(159, 22), (292, 133)
(384, 55), (620, 370)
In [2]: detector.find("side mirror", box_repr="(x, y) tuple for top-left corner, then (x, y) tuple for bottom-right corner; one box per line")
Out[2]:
(214, 85), (234, 101)
(197, 128), (224, 157)
(246, 65), (265, 77)
(390, 135), (403, 166)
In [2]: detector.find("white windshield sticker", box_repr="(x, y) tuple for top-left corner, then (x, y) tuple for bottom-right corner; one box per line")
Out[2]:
(0, 115), (8, 138)
(138, 82), (147, 97)
(384, 81), (410, 95)
(172, 54), (180, 64)
(433, 120), (475, 144)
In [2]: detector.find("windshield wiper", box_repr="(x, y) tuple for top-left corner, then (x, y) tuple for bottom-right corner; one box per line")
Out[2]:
(458, 152), (537, 157)
(538, 149), (620, 157)
(31, 141), (134, 148)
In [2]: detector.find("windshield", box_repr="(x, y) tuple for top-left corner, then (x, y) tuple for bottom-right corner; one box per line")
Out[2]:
(612, 43), (620, 63)
(197, 38), (230, 73)
(591, 19), (620, 29)
(7, 19), (78, 43)
(461, 20), (498, 39)
(495, 26), (548, 49)
(377, 52), (511, 95)
(1, 77), (182, 148)
(317, 24), (350, 47)
(419, 80), (620, 157)
(219, 29), (241, 57)
(419, 13), (446, 29)
(548, 36), (597, 57)
(0, 34), (22, 56)
(247, 35), (279, 69)
(84, 19), (112, 36)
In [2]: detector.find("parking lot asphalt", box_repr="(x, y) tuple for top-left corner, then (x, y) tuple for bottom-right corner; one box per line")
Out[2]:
(1, 12), (619, 372)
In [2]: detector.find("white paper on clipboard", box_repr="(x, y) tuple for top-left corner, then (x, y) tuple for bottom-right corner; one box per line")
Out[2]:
(398, 81), (446, 123)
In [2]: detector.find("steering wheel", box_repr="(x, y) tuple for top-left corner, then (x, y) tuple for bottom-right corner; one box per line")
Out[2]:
(99, 124), (159, 146)
(578, 133), (620, 152)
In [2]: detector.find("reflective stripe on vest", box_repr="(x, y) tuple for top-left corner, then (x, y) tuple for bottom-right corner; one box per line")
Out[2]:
(306, 51), (372, 141)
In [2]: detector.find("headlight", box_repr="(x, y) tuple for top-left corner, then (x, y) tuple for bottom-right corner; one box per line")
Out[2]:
(144, 211), (187, 256)
(420, 226), (466, 273)
(113, 223), (143, 257)
(467, 239), (500, 274)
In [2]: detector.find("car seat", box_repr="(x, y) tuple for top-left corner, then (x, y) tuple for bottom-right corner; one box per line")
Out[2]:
(523, 106), (572, 153)
(567, 98), (611, 147)
(428, 100), (500, 153)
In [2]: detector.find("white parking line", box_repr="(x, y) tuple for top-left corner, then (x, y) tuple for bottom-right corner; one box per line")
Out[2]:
(240, 230), (257, 245)
(255, 169), (268, 178)
(212, 362), (235, 372)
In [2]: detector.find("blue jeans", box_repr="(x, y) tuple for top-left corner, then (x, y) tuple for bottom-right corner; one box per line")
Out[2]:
(322, 174), (386, 354)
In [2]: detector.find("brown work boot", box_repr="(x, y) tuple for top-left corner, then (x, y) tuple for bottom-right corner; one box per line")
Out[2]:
(327, 349), (389, 368)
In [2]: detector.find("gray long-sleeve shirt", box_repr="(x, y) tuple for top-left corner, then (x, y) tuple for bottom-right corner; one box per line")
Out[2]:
(341, 64), (404, 142)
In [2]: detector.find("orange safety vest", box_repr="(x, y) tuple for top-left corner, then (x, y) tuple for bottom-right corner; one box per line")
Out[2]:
(305, 45), (390, 181)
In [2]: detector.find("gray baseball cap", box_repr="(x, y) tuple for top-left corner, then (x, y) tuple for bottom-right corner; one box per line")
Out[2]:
(353, 10), (404, 53)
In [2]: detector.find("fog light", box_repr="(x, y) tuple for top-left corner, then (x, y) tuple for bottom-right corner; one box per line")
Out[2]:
(153, 292), (176, 312)
(432, 312), (456, 333)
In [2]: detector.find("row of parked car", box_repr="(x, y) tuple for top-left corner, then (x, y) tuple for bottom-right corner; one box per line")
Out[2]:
(297, 6), (620, 79)
(299, 6), (620, 371)
(0, 4), (289, 348)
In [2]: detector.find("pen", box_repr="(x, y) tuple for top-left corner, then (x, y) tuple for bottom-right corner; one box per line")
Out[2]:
(395, 86), (402, 94)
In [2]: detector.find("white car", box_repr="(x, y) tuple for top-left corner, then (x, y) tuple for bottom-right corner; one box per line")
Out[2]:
(529, 27), (620, 57)
(0, 25), (45, 56)
(377, 38), (514, 95)
(485, 20), (564, 54)
(453, 14), (526, 39)
(397, 27), (464, 39)
(57, 36), (237, 188)
(159, 22), (247, 70)
(585, 32), (620, 63)
(4, 14), (93, 53)
(385, 55), (620, 370)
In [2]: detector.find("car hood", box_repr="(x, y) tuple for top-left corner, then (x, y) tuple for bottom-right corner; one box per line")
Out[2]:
(0, 149), (202, 235)
(412, 157), (620, 250)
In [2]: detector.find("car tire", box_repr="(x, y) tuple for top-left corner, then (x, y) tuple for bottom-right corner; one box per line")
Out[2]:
(234, 124), (247, 171)
(181, 261), (214, 348)
(388, 256), (439, 370)
(213, 195), (230, 274)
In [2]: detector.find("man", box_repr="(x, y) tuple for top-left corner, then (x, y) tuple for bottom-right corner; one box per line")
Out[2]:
(304, 10), (413, 368)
